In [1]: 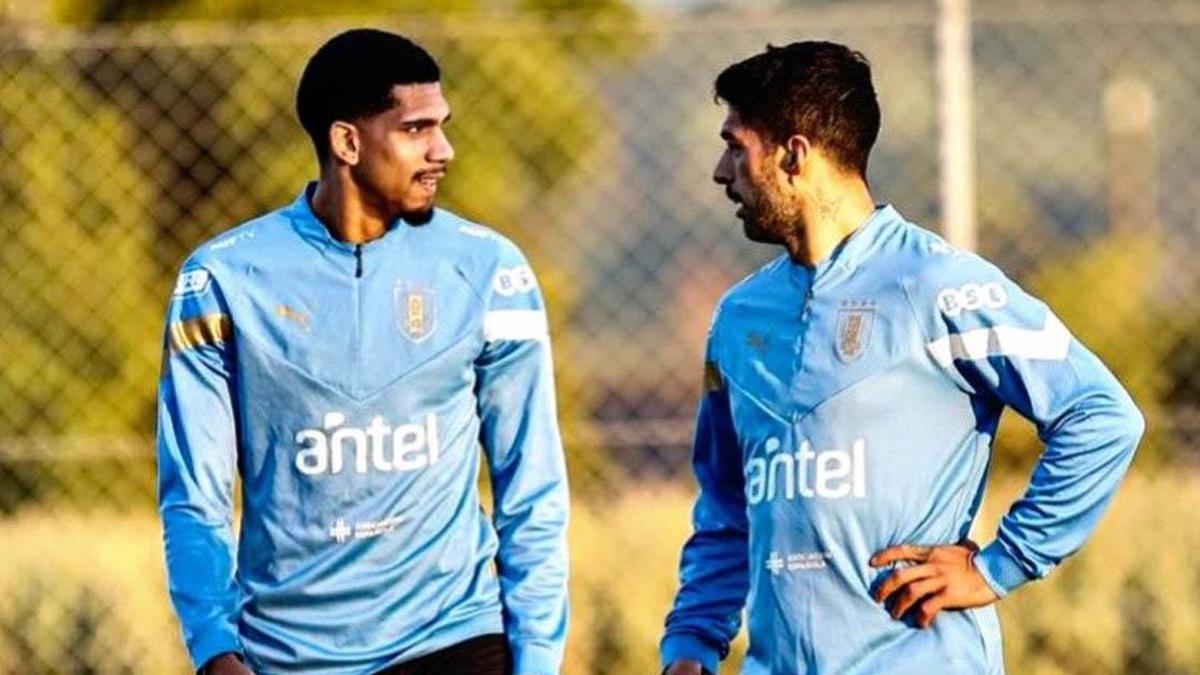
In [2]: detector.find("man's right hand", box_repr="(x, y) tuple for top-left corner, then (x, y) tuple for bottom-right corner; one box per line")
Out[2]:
(200, 653), (253, 675)
(664, 659), (706, 675)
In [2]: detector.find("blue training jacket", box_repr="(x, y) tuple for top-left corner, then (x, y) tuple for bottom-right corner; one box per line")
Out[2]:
(157, 185), (569, 674)
(661, 205), (1143, 674)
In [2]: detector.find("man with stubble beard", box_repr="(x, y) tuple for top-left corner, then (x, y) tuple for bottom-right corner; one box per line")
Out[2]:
(661, 42), (1142, 674)
(158, 29), (568, 675)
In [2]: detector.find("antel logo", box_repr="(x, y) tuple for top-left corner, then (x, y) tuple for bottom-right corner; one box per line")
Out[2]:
(745, 438), (866, 505)
(295, 413), (440, 476)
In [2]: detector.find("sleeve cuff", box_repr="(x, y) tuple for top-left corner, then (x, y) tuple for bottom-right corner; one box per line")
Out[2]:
(511, 641), (563, 675)
(186, 621), (242, 671)
(974, 540), (1035, 598)
(661, 632), (721, 674)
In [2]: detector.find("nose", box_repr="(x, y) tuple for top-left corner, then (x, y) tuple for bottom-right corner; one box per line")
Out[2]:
(430, 126), (455, 164)
(712, 150), (732, 185)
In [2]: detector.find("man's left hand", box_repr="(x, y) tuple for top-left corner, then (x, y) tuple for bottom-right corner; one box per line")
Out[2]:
(869, 540), (1000, 628)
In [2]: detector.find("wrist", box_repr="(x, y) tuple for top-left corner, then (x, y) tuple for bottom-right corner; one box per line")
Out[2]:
(198, 652), (243, 675)
(510, 640), (561, 675)
(662, 662), (714, 675)
(974, 539), (1036, 598)
(661, 633), (721, 674)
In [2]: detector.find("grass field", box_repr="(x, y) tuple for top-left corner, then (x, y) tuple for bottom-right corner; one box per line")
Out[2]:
(1, 471), (1197, 674)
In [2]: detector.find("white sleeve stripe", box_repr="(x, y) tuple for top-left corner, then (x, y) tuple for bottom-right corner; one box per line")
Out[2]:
(927, 313), (1070, 368)
(484, 309), (548, 342)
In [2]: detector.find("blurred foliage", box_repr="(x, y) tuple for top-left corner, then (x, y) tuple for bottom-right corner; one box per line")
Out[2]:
(0, 511), (190, 673)
(981, 471), (1200, 674)
(0, 53), (159, 437)
(52, 0), (636, 23)
(0, 450), (157, 517)
(570, 487), (752, 671)
(4, 477), (1199, 673)
(52, 0), (474, 23)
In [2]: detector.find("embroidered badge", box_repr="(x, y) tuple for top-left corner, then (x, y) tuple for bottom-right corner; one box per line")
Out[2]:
(836, 300), (875, 363)
(394, 283), (436, 343)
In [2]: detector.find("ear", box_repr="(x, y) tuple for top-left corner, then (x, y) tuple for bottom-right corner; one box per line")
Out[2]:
(329, 121), (361, 166)
(779, 134), (810, 177)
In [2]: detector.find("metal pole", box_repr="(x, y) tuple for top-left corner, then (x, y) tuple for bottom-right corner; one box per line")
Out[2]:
(1104, 76), (1157, 234)
(937, 0), (976, 251)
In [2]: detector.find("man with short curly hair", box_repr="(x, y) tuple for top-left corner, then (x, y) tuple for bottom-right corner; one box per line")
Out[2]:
(158, 29), (568, 675)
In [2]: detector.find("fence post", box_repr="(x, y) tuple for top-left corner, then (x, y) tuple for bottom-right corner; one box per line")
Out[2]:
(937, 0), (976, 251)
(1104, 76), (1157, 233)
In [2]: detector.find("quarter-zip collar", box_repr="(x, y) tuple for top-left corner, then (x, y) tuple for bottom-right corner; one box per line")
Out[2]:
(285, 181), (429, 254)
(788, 204), (901, 292)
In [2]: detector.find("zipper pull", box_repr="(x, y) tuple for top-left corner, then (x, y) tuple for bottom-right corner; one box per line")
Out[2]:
(355, 245), (363, 278)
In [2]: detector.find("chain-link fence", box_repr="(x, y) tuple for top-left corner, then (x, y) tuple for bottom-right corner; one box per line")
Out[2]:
(2, 3), (1200, 673)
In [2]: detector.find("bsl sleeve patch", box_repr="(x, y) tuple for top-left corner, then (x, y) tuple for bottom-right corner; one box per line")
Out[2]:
(173, 269), (211, 298)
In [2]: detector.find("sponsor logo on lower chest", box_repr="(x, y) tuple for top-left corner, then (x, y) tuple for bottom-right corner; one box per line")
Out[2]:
(745, 437), (867, 504)
(294, 413), (441, 476)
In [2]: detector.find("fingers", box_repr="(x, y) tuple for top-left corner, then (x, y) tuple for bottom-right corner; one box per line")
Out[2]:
(870, 545), (932, 567)
(871, 542), (1001, 630)
(915, 593), (949, 629)
(872, 563), (934, 603)
(887, 576), (948, 620)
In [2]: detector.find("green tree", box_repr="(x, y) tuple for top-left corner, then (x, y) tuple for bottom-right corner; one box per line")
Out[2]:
(0, 53), (158, 437)
(0, 52), (160, 513)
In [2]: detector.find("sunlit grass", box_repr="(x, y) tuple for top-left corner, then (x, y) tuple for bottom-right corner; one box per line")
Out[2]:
(1, 471), (1196, 673)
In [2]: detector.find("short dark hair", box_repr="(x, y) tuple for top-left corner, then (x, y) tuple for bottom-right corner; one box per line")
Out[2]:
(296, 29), (441, 165)
(715, 41), (880, 177)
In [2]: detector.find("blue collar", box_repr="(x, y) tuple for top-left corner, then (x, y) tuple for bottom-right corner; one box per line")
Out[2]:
(791, 204), (902, 290)
(285, 181), (426, 252)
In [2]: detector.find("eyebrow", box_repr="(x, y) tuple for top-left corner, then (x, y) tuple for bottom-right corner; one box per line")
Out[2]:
(399, 112), (452, 126)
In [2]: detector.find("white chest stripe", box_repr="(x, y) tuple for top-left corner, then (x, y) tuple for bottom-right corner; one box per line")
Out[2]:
(927, 313), (1070, 368)
(484, 309), (549, 342)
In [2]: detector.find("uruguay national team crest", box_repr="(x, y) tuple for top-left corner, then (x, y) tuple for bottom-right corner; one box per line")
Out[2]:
(835, 300), (875, 363)
(394, 282), (436, 343)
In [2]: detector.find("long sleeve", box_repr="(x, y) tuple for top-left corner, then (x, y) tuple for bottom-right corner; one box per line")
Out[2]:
(661, 319), (749, 674)
(474, 247), (569, 675)
(156, 265), (243, 668)
(907, 255), (1144, 597)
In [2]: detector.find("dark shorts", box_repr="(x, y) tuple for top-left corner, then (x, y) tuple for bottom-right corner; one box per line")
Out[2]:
(375, 634), (510, 675)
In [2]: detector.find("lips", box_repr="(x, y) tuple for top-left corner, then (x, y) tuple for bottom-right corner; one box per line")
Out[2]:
(414, 170), (445, 195)
(726, 188), (746, 219)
